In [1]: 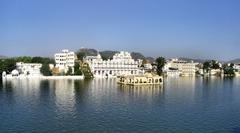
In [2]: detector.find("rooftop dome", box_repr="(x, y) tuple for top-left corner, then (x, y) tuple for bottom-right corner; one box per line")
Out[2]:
(11, 69), (19, 75)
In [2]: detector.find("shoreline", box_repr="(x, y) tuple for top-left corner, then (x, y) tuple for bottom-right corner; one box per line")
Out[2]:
(2, 75), (84, 80)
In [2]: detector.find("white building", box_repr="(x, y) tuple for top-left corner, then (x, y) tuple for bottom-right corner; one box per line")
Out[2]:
(233, 64), (240, 70)
(54, 49), (76, 73)
(144, 63), (153, 70)
(16, 62), (42, 76)
(209, 69), (222, 76)
(164, 59), (198, 76)
(84, 51), (143, 78)
(233, 64), (240, 76)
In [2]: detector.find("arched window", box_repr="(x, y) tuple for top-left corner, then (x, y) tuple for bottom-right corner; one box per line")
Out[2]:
(159, 78), (162, 83)
(135, 79), (138, 83)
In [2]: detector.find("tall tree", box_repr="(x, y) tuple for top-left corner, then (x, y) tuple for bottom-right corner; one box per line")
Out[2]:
(211, 60), (220, 69)
(40, 64), (52, 76)
(74, 63), (82, 75)
(156, 57), (166, 75)
(203, 61), (211, 72)
(66, 67), (73, 75)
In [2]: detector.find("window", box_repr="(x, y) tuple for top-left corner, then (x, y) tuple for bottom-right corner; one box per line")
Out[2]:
(135, 79), (138, 83)
(159, 78), (162, 83)
(149, 79), (151, 83)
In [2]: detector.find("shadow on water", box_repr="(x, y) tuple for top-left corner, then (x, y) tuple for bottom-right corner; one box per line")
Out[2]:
(74, 78), (91, 103)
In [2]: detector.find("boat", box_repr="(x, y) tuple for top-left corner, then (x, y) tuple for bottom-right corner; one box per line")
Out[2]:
(117, 73), (163, 85)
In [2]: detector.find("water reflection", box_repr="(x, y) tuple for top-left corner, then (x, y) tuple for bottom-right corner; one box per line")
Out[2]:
(1, 77), (240, 132)
(164, 77), (197, 103)
(118, 84), (164, 98)
(50, 79), (76, 114)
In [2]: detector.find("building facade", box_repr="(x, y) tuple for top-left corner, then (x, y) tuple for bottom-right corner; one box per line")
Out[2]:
(118, 73), (163, 85)
(233, 64), (240, 70)
(84, 51), (143, 78)
(164, 59), (197, 76)
(16, 62), (42, 76)
(54, 49), (76, 73)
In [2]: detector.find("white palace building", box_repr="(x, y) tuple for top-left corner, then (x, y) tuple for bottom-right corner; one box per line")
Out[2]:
(84, 51), (143, 78)
(54, 49), (76, 73)
(163, 58), (198, 77)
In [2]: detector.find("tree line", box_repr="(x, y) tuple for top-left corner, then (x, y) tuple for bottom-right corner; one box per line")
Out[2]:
(0, 56), (54, 77)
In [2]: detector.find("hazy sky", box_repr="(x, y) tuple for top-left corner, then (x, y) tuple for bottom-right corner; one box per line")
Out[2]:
(0, 0), (239, 60)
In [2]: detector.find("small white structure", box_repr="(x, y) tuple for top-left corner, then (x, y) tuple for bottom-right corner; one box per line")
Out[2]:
(2, 62), (42, 79)
(209, 69), (222, 76)
(164, 59), (198, 77)
(16, 62), (42, 76)
(84, 51), (143, 78)
(54, 49), (76, 73)
(11, 69), (19, 76)
(2, 71), (6, 78)
(144, 63), (153, 70)
(233, 64), (240, 70)
(233, 64), (240, 76)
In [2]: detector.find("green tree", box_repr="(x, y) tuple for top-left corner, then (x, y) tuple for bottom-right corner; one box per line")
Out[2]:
(203, 61), (211, 72)
(223, 63), (235, 75)
(211, 60), (220, 69)
(40, 64), (52, 76)
(66, 67), (73, 75)
(0, 59), (16, 74)
(76, 52), (86, 61)
(155, 57), (166, 75)
(31, 56), (54, 64)
(74, 63), (82, 75)
(0, 58), (18, 78)
(16, 56), (32, 63)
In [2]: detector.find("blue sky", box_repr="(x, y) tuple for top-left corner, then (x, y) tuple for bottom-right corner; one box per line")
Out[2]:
(0, 0), (239, 60)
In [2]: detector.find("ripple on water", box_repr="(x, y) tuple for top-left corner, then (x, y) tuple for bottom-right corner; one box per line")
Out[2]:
(0, 78), (240, 132)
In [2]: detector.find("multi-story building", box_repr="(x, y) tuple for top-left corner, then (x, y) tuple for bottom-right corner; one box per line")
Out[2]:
(164, 59), (197, 76)
(54, 49), (76, 73)
(16, 62), (42, 76)
(84, 51), (143, 78)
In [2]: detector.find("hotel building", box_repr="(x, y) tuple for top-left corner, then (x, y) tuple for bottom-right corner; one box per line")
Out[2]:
(54, 49), (76, 73)
(164, 59), (198, 76)
(84, 51), (143, 78)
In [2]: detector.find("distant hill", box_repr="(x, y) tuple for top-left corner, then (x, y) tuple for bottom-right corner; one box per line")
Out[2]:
(130, 52), (145, 60)
(77, 48), (98, 56)
(227, 58), (240, 64)
(99, 50), (118, 60)
(76, 48), (157, 62)
(0, 55), (7, 59)
(146, 57), (155, 63)
(76, 48), (98, 60)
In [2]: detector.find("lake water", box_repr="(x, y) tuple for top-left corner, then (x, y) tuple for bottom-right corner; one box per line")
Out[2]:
(1, 77), (240, 133)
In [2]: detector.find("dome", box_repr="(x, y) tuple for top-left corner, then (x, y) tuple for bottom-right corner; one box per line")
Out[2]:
(11, 69), (19, 75)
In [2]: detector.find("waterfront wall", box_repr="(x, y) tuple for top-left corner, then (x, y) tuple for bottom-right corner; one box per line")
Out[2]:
(2, 75), (84, 80)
